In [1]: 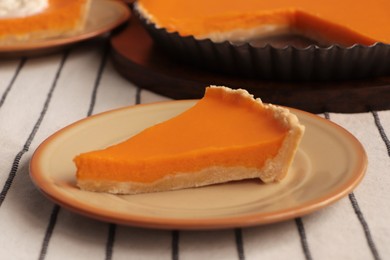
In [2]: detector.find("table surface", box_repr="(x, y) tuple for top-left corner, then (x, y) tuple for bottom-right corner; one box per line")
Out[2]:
(0, 37), (388, 260)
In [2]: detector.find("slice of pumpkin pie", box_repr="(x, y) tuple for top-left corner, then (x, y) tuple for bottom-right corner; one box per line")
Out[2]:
(74, 86), (305, 194)
(0, 0), (91, 43)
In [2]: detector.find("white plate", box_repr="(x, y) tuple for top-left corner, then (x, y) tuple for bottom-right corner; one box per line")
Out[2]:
(0, 0), (130, 58)
(30, 100), (367, 229)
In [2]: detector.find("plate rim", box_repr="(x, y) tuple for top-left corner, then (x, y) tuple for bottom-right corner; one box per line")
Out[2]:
(0, 0), (130, 53)
(29, 100), (367, 230)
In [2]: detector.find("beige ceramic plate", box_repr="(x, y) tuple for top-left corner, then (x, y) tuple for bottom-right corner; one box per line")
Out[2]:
(0, 0), (130, 58)
(30, 100), (367, 230)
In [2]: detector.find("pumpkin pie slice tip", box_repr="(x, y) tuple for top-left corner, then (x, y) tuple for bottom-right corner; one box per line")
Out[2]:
(74, 86), (305, 195)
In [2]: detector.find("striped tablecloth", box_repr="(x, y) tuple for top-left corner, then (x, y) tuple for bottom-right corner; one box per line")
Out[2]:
(0, 38), (388, 260)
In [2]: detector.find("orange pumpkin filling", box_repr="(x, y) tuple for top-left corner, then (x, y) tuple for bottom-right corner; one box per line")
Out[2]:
(0, 0), (90, 42)
(74, 86), (304, 194)
(137, 0), (390, 45)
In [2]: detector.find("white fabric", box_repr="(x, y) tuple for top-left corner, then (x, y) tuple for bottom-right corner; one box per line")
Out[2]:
(0, 40), (388, 260)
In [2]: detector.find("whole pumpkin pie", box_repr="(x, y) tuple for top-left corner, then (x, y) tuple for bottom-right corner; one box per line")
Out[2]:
(136, 0), (390, 46)
(74, 86), (305, 195)
(0, 0), (91, 43)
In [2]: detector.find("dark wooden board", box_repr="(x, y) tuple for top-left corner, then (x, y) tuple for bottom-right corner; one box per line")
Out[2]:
(110, 14), (390, 113)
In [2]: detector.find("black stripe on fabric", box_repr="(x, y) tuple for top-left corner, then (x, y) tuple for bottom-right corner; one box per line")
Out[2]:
(323, 112), (330, 120)
(234, 228), (245, 260)
(135, 87), (142, 105)
(0, 58), (26, 109)
(295, 218), (313, 260)
(372, 110), (390, 156)
(87, 41), (110, 117)
(105, 224), (117, 260)
(349, 193), (381, 260)
(0, 52), (68, 208)
(31, 52), (69, 260)
(171, 230), (179, 260)
(38, 205), (61, 260)
(326, 112), (381, 260)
